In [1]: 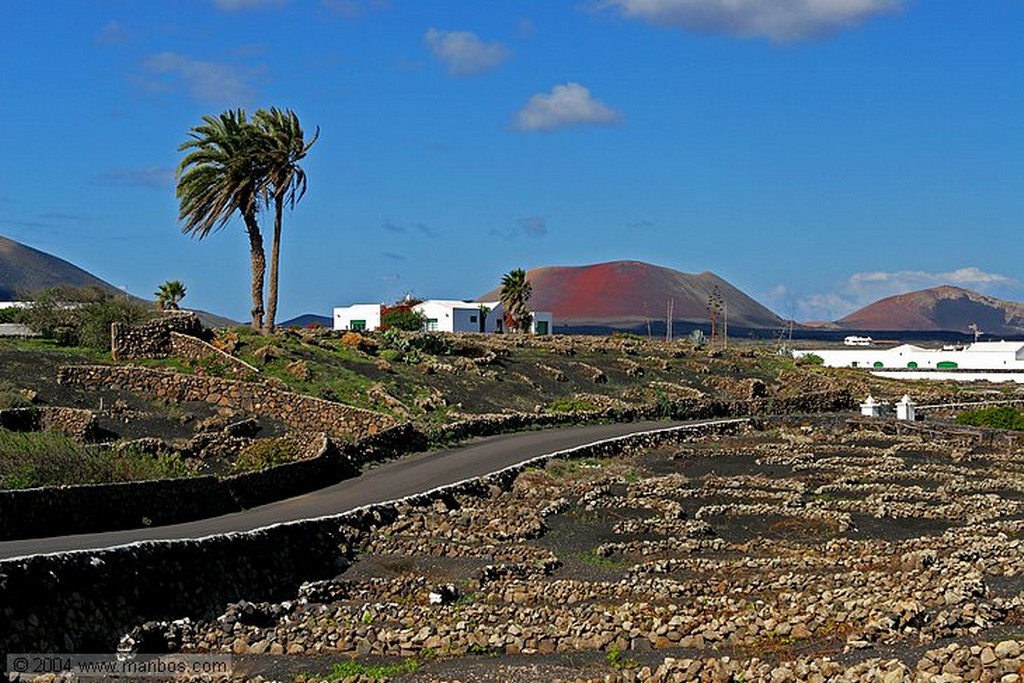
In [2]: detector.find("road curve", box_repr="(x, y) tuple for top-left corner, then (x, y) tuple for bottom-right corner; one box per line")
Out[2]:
(0, 419), (719, 560)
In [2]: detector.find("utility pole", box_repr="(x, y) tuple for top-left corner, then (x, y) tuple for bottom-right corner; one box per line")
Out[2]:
(665, 299), (674, 343)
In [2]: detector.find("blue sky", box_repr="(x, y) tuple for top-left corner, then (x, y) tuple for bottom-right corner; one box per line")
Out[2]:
(1, 0), (1022, 323)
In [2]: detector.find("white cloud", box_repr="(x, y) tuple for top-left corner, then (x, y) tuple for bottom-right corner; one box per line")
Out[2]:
(598, 0), (902, 43)
(140, 52), (259, 104)
(213, 0), (286, 10)
(514, 83), (623, 132)
(772, 267), (1022, 321)
(424, 28), (510, 76)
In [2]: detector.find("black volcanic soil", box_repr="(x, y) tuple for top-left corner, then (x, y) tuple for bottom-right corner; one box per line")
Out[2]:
(0, 346), (287, 442)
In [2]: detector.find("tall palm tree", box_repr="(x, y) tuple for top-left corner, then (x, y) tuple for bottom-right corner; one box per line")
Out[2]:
(253, 108), (319, 333)
(499, 268), (533, 333)
(155, 280), (187, 311)
(176, 109), (269, 330)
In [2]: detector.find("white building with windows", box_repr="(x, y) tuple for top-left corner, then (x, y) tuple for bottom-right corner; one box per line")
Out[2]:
(333, 303), (382, 332)
(332, 300), (553, 335)
(417, 300), (495, 333)
(794, 341), (1024, 383)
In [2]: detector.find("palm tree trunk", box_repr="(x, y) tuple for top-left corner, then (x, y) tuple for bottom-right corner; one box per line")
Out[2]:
(244, 216), (266, 330)
(263, 196), (283, 334)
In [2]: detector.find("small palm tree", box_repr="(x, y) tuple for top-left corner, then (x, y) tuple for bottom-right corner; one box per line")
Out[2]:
(477, 304), (490, 333)
(253, 108), (319, 333)
(499, 268), (533, 333)
(155, 280), (187, 311)
(176, 109), (269, 330)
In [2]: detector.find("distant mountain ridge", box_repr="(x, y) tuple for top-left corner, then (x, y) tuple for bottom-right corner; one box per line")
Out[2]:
(479, 260), (785, 331)
(0, 235), (237, 327)
(0, 235), (125, 300)
(838, 285), (1024, 336)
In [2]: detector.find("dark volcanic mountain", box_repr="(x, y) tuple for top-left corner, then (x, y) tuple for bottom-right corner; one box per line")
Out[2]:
(0, 235), (236, 327)
(0, 235), (125, 300)
(480, 260), (784, 330)
(838, 285), (1024, 336)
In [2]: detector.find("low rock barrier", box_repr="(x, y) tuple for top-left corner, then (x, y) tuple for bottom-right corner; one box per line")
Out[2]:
(0, 419), (744, 662)
(56, 364), (397, 441)
(0, 406), (99, 442)
(0, 424), (428, 542)
(110, 312), (205, 362)
(169, 332), (259, 379)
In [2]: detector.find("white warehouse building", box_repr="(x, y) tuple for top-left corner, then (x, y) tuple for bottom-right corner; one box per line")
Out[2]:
(794, 341), (1024, 383)
(333, 300), (553, 335)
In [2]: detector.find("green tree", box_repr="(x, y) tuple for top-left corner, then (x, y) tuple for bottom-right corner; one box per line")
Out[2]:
(154, 280), (187, 311)
(176, 109), (268, 330)
(381, 306), (427, 331)
(253, 108), (319, 333)
(21, 286), (151, 350)
(499, 268), (533, 333)
(477, 304), (490, 333)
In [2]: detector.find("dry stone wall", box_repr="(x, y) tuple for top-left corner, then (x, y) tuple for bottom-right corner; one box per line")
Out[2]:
(0, 476), (234, 541)
(0, 426), (425, 542)
(110, 312), (205, 361)
(0, 420), (742, 662)
(168, 332), (259, 379)
(0, 434), (329, 541)
(0, 406), (99, 442)
(56, 365), (397, 440)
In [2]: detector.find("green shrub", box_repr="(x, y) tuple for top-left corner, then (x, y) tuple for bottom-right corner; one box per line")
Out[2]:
(231, 438), (301, 473)
(956, 405), (1024, 431)
(797, 353), (824, 366)
(0, 380), (32, 410)
(21, 286), (153, 350)
(407, 333), (453, 356)
(319, 657), (420, 681)
(547, 397), (599, 413)
(0, 430), (192, 489)
(0, 307), (22, 324)
(380, 307), (427, 331)
(376, 329), (452, 362)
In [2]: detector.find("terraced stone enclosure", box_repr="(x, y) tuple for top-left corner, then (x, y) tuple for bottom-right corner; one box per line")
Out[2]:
(114, 420), (1024, 682)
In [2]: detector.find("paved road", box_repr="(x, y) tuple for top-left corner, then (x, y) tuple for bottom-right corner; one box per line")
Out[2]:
(0, 419), (729, 561)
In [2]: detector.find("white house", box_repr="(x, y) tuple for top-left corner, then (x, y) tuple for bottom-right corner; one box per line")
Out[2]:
(333, 304), (382, 332)
(332, 300), (553, 335)
(794, 341), (1024, 383)
(417, 300), (495, 333)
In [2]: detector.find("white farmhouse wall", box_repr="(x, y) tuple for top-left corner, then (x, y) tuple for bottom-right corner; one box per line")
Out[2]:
(795, 342), (1024, 372)
(331, 299), (554, 335)
(414, 301), (475, 332)
(531, 311), (554, 335)
(333, 304), (382, 332)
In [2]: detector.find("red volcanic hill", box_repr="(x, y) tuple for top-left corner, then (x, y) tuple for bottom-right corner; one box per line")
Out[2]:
(479, 261), (784, 330)
(838, 285), (1024, 335)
